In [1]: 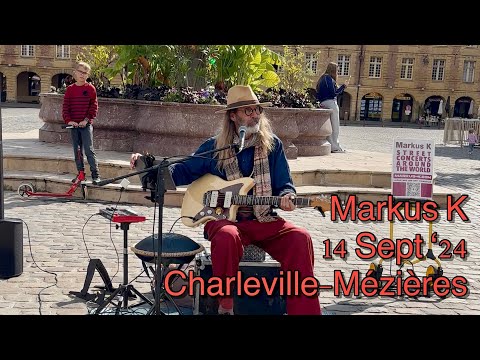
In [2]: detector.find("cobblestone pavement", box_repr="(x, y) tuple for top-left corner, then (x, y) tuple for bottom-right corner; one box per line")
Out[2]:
(1, 107), (43, 134)
(1, 108), (479, 315)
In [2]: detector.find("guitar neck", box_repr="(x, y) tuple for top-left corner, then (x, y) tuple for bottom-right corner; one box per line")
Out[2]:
(234, 195), (312, 207)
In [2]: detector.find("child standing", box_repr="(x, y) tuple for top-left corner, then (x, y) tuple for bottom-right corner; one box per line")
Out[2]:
(467, 128), (478, 155)
(62, 61), (101, 184)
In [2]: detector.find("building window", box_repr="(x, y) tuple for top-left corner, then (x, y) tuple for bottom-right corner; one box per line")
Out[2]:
(400, 58), (414, 79)
(337, 55), (350, 76)
(432, 59), (445, 81)
(305, 52), (318, 74)
(463, 60), (475, 82)
(368, 57), (382, 78)
(21, 45), (34, 57)
(56, 45), (70, 59)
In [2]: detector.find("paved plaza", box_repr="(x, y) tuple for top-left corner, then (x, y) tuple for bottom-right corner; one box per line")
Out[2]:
(1, 106), (479, 315)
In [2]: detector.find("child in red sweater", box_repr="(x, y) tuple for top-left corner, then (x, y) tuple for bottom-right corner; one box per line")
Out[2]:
(62, 61), (101, 184)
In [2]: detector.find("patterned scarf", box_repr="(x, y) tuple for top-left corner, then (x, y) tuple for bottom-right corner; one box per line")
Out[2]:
(223, 133), (278, 223)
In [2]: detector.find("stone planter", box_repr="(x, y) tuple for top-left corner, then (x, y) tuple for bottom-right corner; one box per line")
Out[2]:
(294, 108), (333, 156)
(39, 95), (141, 152)
(39, 93), (332, 159)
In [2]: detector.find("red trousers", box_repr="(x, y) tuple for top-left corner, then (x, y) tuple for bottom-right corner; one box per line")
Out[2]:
(204, 218), (321, 315)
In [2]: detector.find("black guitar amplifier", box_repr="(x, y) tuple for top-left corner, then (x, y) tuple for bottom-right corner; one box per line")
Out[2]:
(193, 254), (286, 315)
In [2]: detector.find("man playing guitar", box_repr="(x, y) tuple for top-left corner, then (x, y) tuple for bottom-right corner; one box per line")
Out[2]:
(131, 85), (323, 315)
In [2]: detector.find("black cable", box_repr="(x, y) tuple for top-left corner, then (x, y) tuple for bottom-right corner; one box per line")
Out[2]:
(152, 200), (157, 236)
(149, 200), (159, 303)
(81, 213), (99, 260)
(168, 216), (193, 233)
(21, 219), (58, 315)
(128, 268), (147, 284)
(107, 188), (125, 285)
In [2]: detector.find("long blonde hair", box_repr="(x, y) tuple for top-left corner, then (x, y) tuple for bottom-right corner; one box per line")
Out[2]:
(315, 62), (338, 94)
(214, 110), (275, 171)
(324, 62), (338, 80)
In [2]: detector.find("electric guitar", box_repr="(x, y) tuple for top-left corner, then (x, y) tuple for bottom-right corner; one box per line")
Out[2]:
(181, 174), (331, 228)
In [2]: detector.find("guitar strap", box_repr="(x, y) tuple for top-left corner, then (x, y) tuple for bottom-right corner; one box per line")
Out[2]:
(224, 143), (277, 223)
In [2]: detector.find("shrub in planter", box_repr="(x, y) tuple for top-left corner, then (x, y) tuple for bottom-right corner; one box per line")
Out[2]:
(79, 84), (319, 109)
(257, 88), (320, 109)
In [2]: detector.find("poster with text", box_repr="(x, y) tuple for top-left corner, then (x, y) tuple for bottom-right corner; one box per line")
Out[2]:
(392, 138), (435, 200)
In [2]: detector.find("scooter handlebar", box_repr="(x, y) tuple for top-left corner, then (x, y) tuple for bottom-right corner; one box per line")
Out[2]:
(61, 123), (91, 129)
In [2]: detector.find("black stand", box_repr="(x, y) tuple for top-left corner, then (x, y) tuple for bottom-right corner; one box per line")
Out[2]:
(146, 159), (168, 315)
(95, 143), (238, 315)
(93, 221), (153, 314)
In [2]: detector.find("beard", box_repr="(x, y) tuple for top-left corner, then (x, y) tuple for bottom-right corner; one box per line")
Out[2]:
(246, 123), (260, 136)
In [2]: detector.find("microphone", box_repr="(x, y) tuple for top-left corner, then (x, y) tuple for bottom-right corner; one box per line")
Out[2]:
(238, 126), (247, 152)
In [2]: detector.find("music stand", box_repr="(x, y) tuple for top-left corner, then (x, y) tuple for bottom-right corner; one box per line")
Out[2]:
(95, 144), (237, 315)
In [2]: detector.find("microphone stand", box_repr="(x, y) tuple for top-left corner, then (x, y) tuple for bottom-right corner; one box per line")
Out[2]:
(96, 143), (237, 315)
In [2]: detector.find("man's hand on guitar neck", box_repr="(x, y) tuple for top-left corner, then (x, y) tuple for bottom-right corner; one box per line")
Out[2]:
(280, 193), (296, 211)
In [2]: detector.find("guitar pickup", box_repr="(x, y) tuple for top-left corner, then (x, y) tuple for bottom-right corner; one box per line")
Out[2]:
(223, 192), (232, 208)
(209, 191), (219, 207)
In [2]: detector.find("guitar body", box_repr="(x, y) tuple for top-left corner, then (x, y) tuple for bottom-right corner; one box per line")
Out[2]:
(181, 174), (255, 227)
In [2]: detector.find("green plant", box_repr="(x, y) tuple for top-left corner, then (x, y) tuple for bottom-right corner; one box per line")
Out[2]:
(276, 45), (320, 94)
(103, 45), (168, 87)
(172, 45), (211, 89)
(204, 45), (281, 92)
(92, 45), (280, 92)
(76, 45), (118, 87)
(103, 45), (210, 89)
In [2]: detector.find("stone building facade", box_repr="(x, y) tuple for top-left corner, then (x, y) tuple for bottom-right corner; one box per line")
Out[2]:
(3, 45), (480, 123)
(0, 45), (86, 103)
(269, 45), (480, 123)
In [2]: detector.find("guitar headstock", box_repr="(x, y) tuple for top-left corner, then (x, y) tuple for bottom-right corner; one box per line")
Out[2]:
(310, 195), (331, 217)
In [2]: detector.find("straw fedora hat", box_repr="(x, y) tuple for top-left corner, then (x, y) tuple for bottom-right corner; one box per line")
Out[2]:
(215, 85), (272, 113)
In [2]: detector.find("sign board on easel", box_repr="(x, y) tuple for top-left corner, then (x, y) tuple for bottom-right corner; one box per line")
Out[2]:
(392, 139), (435, 200)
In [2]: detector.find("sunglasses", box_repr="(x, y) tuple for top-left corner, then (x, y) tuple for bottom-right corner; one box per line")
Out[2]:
(237, 106), (264, 116)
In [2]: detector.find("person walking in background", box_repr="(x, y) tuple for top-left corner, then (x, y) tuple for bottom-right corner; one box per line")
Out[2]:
(62, 61), (101, 184)
(315, 62), (349, 153)
(467, 128), (478, 155)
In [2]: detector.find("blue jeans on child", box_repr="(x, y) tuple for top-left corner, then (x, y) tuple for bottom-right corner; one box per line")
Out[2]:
(469, 143), (475, 153)
(70, 125), (99, 179)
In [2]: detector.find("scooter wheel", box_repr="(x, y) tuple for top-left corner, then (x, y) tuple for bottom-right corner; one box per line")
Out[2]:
(18, 183), (34, 197)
